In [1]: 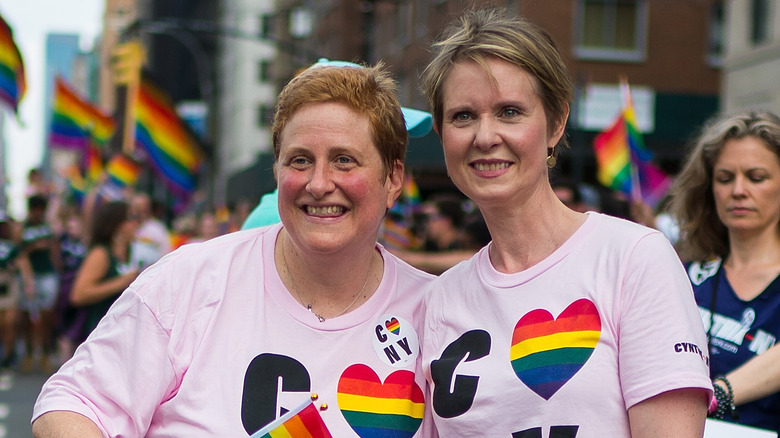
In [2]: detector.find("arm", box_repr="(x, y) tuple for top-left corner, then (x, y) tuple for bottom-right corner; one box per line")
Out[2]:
(628, 388), (708, 438)
(16, 248), (35, 297)
(70, 248), (138, 306)
(721, 343), (780, 406)
(32, 411), (102, 438)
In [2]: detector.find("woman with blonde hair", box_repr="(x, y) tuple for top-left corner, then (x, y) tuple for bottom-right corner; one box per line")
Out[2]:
(670, 110), (780, 433)
(419, 7), (711, 436)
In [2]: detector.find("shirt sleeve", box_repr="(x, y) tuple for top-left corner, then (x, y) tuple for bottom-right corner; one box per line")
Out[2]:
(617, 232), (712, 409)
(32, 286), (180, 437)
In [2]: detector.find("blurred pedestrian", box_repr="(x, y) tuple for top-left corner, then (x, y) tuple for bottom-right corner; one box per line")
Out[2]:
(54, 213), (87, 363)
(17, 195), (60, 374)
(69, 201), (140, 343)
(669, 109), (780, 433)
(0, 212), (19, 369)
(419, 7), (711, 436)
(130, 193), (171, 270)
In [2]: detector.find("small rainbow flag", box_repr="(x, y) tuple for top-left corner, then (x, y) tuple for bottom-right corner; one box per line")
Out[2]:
(105, 153), (141, 187)
(84, 144), (103, 184)
(0, 13), (26, 114)
(135, 77), (204, 200)
(62, 164), (87, 204)
(593, 79), (672, 208)
(49, 76), (115, 150)
(251, 398), (332, 438)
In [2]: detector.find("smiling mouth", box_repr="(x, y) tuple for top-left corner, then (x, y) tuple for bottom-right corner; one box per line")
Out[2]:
(306, 205), (345, 216)
(472, 162), (511, 171)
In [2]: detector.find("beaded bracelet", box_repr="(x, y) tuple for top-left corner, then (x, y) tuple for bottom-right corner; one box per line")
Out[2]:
(710, 376), (738, 420)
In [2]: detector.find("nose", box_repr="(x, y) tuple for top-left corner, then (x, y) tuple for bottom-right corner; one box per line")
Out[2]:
(731, 174), (748, 198)
(473, 117), (501, 151)
(306, 163), (335, 198)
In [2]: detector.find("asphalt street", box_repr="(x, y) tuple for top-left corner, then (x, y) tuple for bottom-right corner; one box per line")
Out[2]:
(0, 368), (49, 438)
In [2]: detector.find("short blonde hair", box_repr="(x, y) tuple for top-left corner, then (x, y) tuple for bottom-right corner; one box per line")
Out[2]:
(420, 7), (573, 156)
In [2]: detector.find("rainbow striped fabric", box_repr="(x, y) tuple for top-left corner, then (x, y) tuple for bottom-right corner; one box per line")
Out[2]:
(49, 76), (115, 150)
(84, 144), (103, 184)
(106, 153), (141, 187)
(135, 77), (204, 200)
(593, 81), (672, 207)
(251, 399), (332, 438)
(0, 13), (25, 114)
(510, 299), (601, 400)
(337, 364), (425, 437)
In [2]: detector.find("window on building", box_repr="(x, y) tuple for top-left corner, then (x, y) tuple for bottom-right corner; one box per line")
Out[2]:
(707, 1), (724, 66)
(751, 0), (771, 45)
(258, 60), (270, 83)
(257, 104), (274, 127)
(574, 0), (648, 62)
(260, 14), (275, 39)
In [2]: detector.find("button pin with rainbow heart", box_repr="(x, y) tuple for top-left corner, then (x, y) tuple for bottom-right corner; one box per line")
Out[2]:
(372, 314), (419, 368)
(509, 298), (602, 400)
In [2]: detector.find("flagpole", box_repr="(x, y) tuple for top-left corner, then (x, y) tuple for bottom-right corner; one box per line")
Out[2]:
(0, 116), (6, 210)
(619, 75), (643, 203)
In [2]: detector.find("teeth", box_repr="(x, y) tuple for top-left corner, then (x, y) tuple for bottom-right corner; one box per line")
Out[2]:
(306, 206), (344, 216)
(474, 162), (510, 171)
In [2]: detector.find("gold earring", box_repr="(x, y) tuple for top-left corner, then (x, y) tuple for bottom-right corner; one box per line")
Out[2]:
(546, 151), (556, 168)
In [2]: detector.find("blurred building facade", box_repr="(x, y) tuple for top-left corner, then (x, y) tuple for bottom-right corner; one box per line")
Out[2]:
(52, 0), (743, 211)
(720, 0), (780, 113)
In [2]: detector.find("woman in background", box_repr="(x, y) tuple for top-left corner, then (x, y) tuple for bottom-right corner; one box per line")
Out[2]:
(69, 201), (139, 342)
(670, 110), (780, 433)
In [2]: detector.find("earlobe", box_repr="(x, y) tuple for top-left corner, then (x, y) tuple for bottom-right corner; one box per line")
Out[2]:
(386, 160), (405, 209)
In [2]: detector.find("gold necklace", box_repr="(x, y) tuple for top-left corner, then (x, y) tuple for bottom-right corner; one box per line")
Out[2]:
(282, 238), (374, 322)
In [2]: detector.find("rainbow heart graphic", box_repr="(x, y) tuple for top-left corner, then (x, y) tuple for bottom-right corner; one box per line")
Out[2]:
(337, 364), (424, 437)
(385, 318), (401, 335)
(510, 298), (601, 400)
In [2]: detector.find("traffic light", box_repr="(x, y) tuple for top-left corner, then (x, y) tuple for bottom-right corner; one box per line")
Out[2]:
(111, 40), (145, 84)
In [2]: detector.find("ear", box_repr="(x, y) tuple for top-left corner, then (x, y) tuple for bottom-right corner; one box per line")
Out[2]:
(549, 102), (570, 148)
(385, 159), (405, 210)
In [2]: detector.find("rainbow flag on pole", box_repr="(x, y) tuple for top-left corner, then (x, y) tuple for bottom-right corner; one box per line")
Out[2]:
(593, 79), (672, 207)
(49, 76), (115, 150)
(251, 398), (332, 438)
(105, 153), (141, 187)
(0, 13), (26, 114)
(134, 77), (204, 202)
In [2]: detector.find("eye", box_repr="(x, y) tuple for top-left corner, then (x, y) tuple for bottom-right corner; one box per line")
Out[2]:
(749, 174), (767, 183)
(287, 156), (311, 169)
(335, 155), (354, 164)
(501, 107), (521, 118)
(715, 175), (732, 184)
(452, 111), (473, 122)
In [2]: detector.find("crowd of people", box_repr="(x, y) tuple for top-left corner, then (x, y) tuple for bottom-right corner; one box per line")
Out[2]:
(13, 6), (780, 437)
(0, 183), (250, 375)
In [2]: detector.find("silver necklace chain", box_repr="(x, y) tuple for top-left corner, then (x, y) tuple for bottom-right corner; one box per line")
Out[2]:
(282, 238), (373, 322)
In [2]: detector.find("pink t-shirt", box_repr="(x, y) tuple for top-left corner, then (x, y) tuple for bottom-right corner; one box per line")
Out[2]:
(423, 212), (712, 437)
(34, 223), (435, 437)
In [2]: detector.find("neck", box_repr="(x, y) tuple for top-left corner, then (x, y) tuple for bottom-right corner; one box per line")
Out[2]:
(483, 193), (584, 273)
(277, 230), (381, 321)
(726, 226), (780, 270)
